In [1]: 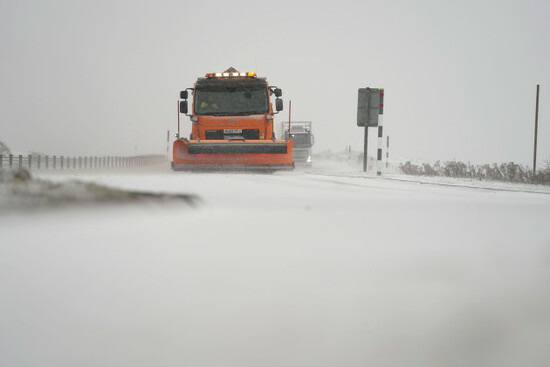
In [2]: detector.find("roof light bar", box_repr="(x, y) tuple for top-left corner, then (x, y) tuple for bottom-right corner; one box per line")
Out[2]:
(205, 71), (257, 78)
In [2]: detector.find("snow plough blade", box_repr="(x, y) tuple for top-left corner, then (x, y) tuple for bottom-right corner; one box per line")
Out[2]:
(172, 139), (294, 171)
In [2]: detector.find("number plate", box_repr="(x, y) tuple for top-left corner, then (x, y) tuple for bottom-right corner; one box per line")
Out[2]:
(223, 129), (242, 134)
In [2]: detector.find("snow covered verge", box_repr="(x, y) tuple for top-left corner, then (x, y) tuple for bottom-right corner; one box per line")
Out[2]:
(306, 158), (550, 194)
(384, 173), (550, 193)
(0, 168), (199, 212)
(314, 171), (550, 194)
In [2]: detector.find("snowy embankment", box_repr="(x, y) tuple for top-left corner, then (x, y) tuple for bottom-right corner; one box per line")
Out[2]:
(1, 162), (550, 367)
(0, 167), (198, 212)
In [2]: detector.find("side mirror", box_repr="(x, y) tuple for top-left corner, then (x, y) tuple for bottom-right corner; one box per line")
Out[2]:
(180, 90), (188, 100)
(275, 98), (283, 112)
(180, 100), (188, 114)
(274, 88), (282, 97)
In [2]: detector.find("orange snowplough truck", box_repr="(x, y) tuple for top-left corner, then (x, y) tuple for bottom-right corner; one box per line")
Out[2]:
(172, 67), (294, 171)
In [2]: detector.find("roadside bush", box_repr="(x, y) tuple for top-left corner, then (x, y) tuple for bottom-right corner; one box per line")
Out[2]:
(398, 160), (550, 185)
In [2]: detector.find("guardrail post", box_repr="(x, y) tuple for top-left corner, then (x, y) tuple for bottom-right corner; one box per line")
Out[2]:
(45, 155), (49, 169)
(0, 154), (3, 168)
(9, 154), (13, 168)
(79, 156), (82, 169)
(84, 156), (87, 169)
(61, 156), (64, 170)
(18, 154), (23, 169)
(53, 156), (57, 169)
(28, 154), (32, 169)
(37, 155), (41, 170)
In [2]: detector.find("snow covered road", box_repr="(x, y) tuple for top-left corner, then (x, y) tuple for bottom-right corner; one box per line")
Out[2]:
(1, 166), (550, 367)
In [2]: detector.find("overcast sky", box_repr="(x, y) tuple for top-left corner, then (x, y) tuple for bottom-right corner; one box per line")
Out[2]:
(1, 0), (549, 165)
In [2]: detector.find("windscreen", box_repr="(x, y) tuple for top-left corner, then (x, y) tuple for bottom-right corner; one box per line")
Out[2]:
(194, 84), (269, 116)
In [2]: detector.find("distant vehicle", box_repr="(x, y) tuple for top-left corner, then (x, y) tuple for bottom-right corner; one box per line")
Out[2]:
(172, 67), (294, 171)
(281, 121), (314, 166)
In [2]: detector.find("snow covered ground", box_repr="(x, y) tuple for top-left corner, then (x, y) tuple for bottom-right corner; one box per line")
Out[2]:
(1, 162), (549, 367)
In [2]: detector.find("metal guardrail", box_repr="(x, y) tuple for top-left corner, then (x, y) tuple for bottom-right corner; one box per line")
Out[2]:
(0, 154), (166, 170)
